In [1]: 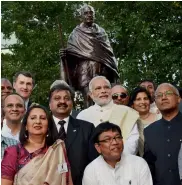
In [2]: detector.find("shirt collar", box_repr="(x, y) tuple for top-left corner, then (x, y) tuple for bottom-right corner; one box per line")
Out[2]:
(1, 136), (5, 143)
(161, 111), (182, 124)
(100, 152), (124, 169)
(52, 115), (69, 126)
(25, 99), (29, 110)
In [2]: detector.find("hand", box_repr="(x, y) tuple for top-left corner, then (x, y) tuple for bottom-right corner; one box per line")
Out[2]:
(59, 49), (67, 59)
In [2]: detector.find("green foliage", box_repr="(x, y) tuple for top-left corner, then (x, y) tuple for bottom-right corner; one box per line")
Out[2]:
(2, 1), (182, 105)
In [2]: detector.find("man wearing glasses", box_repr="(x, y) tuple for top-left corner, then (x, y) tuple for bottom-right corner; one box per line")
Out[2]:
(144, 83), (182, 185)
(83, 122), (153, 185)
(111, 85), (129, 106)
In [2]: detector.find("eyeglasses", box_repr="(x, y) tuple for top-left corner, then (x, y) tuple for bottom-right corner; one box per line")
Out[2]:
(155, 90), (178, 99)
(112, 93), (127, 100)
(98, 135), (123, 144)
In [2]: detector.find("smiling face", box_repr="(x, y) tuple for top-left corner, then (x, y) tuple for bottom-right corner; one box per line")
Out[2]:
(26, 108), (48, 137)
(49, 90), (73, 119)
(13, 74), (34, 100)
(132, 92), (150, 114)
(95, 130), (123, 165)
(4, 94), (25, 123)
(89, 78), (112, 106)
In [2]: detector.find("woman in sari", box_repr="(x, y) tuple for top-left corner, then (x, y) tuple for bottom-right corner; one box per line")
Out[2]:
(1, 104), (73, 185)
(129, 87), (161, 156)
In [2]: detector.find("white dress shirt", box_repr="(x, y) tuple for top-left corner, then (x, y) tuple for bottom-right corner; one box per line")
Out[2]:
(83, 153), (153, 185)
(77, 101), (139, 155)
(1, 122), (20, 141)
(52, 115), (69, 133)
(25, 99), (30, 111)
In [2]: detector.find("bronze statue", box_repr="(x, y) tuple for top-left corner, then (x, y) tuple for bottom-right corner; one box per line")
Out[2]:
(60, 4), (119, 107)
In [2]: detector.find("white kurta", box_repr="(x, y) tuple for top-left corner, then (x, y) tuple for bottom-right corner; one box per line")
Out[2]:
(77, 101), (139, 155)
(82, 153), (153, 185)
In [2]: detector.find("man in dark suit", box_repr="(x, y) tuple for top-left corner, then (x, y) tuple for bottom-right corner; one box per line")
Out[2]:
(143, 83), (182, 185)
(49, 84), (97, 185)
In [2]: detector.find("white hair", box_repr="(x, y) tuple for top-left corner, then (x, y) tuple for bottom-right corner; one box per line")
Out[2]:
(112, 84), (128, 93)
(155, 83), (179, 96)
(89, 76), (111, 92)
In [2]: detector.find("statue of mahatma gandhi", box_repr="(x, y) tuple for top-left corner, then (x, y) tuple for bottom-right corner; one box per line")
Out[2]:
(60, 4), (119, 108)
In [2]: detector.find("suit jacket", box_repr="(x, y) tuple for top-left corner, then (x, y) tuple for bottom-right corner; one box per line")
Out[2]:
(143, 112), (182, 185)
(71, 109), (80, 118)
(52, 116), (97, 185)
(179, 100), (182, 113)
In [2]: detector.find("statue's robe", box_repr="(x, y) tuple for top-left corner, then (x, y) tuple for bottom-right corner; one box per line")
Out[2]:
(65, 23), (119, 90)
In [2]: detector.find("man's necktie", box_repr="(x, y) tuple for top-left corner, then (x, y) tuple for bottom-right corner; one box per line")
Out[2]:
(58, 120), (66, 141)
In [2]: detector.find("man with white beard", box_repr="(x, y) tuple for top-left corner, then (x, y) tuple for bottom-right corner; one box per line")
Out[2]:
(77, 76), (139, 155)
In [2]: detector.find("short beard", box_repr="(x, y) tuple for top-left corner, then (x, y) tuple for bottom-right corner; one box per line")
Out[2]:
(93, 97), (111, 107)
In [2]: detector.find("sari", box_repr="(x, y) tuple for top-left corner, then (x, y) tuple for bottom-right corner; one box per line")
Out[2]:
(2, 139), (73, 185)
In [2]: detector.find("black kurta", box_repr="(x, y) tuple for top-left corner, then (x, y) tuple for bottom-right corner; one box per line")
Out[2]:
(144, 112), (182, 185)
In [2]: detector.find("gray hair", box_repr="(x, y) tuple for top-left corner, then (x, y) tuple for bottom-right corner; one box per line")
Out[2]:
(1, 78), (12, 85)
(155, 83), (180, 96)
(89, 76), (111, 92)
(112, 84), (128, 93)
(80, 4), (95, 17)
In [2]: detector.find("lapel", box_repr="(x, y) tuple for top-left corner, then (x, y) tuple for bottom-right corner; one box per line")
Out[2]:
(27, 100), (32, 108)
(65, 116), (80, 151)
(51, 115), (59, 136)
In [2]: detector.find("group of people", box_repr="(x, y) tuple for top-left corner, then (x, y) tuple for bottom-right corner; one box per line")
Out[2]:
(1, 71), (182, 185)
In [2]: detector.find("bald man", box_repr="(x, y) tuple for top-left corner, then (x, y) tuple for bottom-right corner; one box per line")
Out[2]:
(144, 83), (182, 185)
(111, 85), (129, 106)
(2, 93), (25, 141)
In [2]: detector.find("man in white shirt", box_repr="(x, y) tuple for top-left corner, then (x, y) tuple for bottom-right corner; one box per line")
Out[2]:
(77, 76), (139, 154)
(82, 122), (153, 185)
(1, 93), (25, 141)
(13, 71), (34, 110)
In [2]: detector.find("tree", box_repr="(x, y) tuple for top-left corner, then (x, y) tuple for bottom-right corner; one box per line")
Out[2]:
(2, 1), (182, 106)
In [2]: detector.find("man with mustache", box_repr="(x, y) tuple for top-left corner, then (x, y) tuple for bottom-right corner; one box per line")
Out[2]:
(143, 83), (182, 185)
(111, 85), (129, 106)
(77, 76), (139, 155)
(49, 84), (97, 185)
